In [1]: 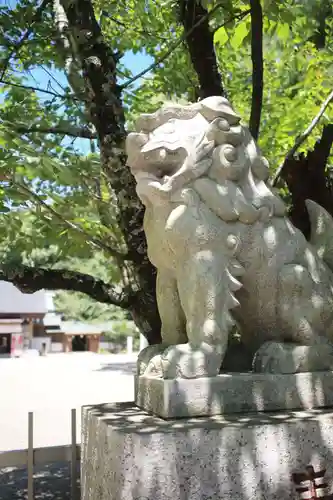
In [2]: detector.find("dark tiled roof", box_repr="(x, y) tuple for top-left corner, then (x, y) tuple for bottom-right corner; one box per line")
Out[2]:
(0, 282), (47, 315)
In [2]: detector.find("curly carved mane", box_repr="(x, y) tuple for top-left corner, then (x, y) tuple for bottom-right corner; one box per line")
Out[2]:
(126, 96), (286, 225)
(126, 97), (333, 381)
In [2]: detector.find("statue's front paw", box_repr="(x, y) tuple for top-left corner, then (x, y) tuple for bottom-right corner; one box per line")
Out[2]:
(159, 179), (173, 193)
(143, 346), (192, 379)
(137, 344), (166, 376)
(144, 354), (164, 377)
(160, 344), (216, 379)
(141, 344), (223, 379)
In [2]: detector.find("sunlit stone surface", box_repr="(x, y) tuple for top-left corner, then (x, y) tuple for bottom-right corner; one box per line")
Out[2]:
(81, 402), (333, 500)
(136, 370), (333, 418)
(126, 97), (333, 380)
(82, 97), (333, 500)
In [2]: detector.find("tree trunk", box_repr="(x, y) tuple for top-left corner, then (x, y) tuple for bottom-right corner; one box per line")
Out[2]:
(59, 0), (161, 344)
(178, 0), (225, 99)
(281, 124), (333, 238)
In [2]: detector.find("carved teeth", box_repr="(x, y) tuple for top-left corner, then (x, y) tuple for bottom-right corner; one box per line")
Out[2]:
(159, 149), (167, 160)
(226, 269), (242, 292)
(226, 291), (240, 309)
(229, 260), (245, 277)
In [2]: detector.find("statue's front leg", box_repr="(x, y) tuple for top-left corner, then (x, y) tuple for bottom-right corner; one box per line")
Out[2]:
(145, 251), (238, 379)
(138, 269), (187, 377)
(157, 269), (187, 346)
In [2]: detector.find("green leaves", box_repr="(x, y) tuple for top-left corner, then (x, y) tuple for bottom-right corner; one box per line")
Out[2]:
(0, 0), (332, 319)
(214, 26), (229, 46)
(212, 0), (333, 177)
(276, 22), (290, 43)
(229, 20), (249, 49)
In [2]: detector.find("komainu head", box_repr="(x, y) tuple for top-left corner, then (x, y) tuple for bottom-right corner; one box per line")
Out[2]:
(126, 96), (286, 221)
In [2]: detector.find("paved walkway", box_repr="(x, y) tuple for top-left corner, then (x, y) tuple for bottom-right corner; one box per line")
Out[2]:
(0, 352), (137, 498)
(0, 352), (137, 451)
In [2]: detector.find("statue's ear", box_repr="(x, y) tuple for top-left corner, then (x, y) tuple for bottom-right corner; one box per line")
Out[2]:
(199, 96), (241, 125)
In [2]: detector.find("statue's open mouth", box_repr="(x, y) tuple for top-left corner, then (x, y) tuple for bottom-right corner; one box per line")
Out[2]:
(141, 146), (186, 179)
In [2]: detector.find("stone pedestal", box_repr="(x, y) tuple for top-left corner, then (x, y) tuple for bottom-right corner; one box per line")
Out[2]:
(81, 402), (333, 500)
(136, 370), (333, 418)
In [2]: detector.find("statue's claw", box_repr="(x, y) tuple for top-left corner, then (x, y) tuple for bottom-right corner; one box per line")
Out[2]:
(137, 344), (166, 376)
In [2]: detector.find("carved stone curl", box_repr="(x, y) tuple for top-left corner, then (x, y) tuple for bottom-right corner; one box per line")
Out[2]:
(126, 96), (333, 379)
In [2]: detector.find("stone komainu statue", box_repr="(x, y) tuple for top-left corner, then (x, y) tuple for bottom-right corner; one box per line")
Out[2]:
(126, 96), (333, 379)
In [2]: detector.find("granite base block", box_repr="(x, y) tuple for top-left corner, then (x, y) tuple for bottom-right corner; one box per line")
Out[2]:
(135, 371), (333, 418)
(81, 402), (333, 500)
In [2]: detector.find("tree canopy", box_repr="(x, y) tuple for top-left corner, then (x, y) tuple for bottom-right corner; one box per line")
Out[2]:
(0, 0), (332, 343)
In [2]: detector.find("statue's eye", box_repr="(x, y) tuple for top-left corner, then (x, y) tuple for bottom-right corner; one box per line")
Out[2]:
(155, 168), (164, 178)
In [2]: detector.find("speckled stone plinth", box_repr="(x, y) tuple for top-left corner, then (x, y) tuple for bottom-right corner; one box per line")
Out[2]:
(135, 371), (333, 418)
(81, 402), (333, 500)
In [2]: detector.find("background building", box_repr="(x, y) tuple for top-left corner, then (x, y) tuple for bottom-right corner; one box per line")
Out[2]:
(0, 282), (47, 357)
(0, 284), (102, 354)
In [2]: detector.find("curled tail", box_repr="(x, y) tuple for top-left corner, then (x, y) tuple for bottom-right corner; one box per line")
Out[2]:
(306, 199), (333, 270)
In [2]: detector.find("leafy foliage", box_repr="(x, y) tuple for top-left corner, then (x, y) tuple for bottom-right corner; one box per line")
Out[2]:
(53, 254), (127, 323)
(212, 0), (333, 172)
(0, 0), (332, 333)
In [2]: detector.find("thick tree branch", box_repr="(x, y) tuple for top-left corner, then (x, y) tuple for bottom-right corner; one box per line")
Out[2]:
(55, 0), (149, 261)
(54, 0), (86, 99)
(272, 88), (333, 186)
(0, 0), (50, 80)
(310, 1), (332, 49)
(122, 1), (226, 90)
(179, 0), (225, 98)
(249, 0), (263, 140)
(13, 123), (96, 139)
(281, 124), (333, 238)
(56, 0), (142, 255)
(0, 265), (131, 308)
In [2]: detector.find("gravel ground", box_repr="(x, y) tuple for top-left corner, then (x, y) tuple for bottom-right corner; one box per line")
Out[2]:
(0, 462), (80, 500)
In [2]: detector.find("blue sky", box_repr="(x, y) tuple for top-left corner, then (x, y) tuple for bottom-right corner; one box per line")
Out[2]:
(3, 0), (154, 95)
(20, 50), (153, 96)
(0, 50), (153, 153)
(122, 51), (153, 82)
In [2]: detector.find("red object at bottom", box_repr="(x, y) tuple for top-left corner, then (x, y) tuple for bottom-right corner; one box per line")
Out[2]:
(292, 465), (333, 500)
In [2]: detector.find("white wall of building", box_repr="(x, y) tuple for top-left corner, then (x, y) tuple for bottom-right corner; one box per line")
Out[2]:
(31, 337), (52, 353)
(51, 342), (63, 353)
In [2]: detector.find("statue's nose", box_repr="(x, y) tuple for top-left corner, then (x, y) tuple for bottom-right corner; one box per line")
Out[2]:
(125, 132), (148, 169)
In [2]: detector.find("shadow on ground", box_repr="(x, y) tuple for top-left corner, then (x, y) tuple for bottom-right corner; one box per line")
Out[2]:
(95, 362), (136, 375)
(0, 462), (80, 500)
